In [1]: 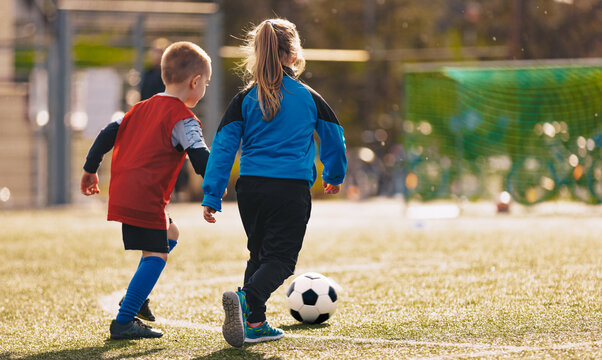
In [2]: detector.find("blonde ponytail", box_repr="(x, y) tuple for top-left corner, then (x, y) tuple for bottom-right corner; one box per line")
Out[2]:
(255, 21), (283, 121)
(240, 19), (306, 121)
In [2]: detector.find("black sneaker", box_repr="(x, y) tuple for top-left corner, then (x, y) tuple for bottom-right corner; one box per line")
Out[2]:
(119, 297), (156, 322)
(110, 318), (163, 340)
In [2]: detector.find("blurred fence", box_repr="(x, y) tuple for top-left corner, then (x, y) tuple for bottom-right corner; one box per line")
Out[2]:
(0, 1), (222, 209)
(0, 83), (35, 207)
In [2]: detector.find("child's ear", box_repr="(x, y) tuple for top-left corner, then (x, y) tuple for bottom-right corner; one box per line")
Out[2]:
(191, 74), (201, 88)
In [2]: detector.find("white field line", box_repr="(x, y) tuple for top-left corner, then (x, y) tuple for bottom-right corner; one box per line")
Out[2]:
(97, 261), (602, 354)
(97, 292), (492, 350)
(96, 292), (602, 354)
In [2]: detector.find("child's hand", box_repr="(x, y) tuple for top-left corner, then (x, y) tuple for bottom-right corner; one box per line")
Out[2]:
(203, 206), (217, 223)
(81, 171), (100, 196)
(323, 182), (340, 195)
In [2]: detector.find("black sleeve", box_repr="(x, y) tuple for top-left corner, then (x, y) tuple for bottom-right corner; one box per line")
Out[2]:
(186, 147), (210, 177)
(303, 84), (341, 125)
(217, 88), (251, 132)
(83, 121), (119, 173)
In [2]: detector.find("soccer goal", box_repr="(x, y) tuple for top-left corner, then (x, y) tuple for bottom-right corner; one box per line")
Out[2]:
(402, 59), (602, 204)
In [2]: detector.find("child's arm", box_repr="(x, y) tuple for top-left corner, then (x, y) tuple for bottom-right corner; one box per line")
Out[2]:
(81, 120), (120, 195)
(201, 91), (246, 215)
(310, 91), (347, 192)
(201, 121), (242, 212)
(83, 120), (119, 174)
(171, 118), (210, 176)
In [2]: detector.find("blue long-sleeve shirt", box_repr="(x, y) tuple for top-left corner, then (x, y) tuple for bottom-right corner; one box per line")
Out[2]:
(202, 68), (347, 211)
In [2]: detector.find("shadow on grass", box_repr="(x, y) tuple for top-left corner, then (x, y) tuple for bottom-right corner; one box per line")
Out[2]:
(0, 340), (164, 360)
(193, 347), (283, 360)
(280, 323), (330, 331)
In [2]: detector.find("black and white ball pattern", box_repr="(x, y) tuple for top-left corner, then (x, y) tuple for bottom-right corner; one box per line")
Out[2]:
(286, 272), (338, 324)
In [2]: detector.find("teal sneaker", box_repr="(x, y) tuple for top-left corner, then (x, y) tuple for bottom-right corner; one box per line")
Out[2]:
(221, 288), (249, 348)
(236, 287), (250, 323)
(244, 321), (284, 343)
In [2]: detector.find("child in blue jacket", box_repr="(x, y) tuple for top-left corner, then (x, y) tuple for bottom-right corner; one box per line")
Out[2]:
(201, 18), (346, 347)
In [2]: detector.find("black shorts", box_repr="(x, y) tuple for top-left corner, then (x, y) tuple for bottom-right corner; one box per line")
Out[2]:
(122, 218), (173, 253)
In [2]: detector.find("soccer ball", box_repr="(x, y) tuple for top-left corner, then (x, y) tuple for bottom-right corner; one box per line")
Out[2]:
(286, 272), (338, 324)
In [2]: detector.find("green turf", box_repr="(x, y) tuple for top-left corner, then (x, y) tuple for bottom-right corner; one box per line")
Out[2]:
(0, 200), (601, 359)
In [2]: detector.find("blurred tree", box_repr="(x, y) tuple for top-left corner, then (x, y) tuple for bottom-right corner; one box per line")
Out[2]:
(518, 0), (602, 59)
(218, 0), (601, 151)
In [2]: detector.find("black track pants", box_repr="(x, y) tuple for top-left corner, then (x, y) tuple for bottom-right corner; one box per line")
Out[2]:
(236, 176), (312, 323)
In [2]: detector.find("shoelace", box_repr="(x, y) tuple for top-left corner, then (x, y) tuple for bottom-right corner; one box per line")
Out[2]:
(133, 318), (151, 329)
(250, 323), (275, 335)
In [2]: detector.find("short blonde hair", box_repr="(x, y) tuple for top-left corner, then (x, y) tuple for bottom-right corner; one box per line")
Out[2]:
(161, 41), (211, 85)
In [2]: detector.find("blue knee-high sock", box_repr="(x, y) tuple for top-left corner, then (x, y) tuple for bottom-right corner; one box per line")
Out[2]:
(168, 239), (177, 253)
(116, 256), (166, 324)
(135, 240), (177, 269)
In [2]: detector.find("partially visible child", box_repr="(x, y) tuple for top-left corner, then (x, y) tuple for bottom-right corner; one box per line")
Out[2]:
(81, 41), (212, 339)
(201, 18), (347, 347)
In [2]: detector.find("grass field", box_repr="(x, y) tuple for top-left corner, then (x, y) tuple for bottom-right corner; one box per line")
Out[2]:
(1, 199), (601, 359)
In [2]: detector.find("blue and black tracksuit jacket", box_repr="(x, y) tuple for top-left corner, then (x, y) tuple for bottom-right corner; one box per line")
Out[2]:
(202, 67), (347, 211)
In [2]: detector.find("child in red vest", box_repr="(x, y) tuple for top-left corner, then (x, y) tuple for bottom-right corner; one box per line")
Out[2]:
(80, 41), (212, 339)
